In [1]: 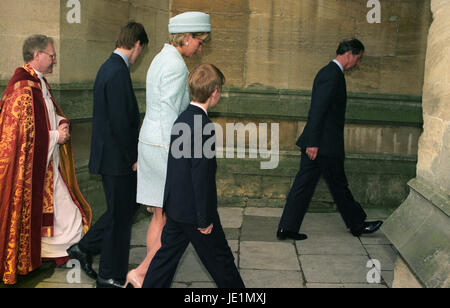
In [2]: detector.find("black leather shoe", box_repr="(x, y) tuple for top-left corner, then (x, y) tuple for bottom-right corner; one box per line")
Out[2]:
(277, 229), (308, 241)
(351, 221), (383, 237)
(96, 276), (125, 288)
(66, 243), (97, 280)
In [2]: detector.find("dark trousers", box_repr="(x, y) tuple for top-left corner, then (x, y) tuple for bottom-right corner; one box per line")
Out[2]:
(79, 174), (138, 280)
(279, 151), (367, 233)
(142, 215), (245, 288)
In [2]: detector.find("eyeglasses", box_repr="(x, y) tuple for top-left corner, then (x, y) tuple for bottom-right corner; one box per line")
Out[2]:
(40, 51), (57, 61)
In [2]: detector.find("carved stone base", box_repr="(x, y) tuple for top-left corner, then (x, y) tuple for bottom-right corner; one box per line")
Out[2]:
(382, 178), (449, 288)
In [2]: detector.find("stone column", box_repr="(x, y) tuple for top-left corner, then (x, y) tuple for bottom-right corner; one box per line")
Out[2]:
(382, 0), (450, 288)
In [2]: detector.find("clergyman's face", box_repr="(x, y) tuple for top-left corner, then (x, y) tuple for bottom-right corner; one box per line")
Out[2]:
(37, 43), (57, 74)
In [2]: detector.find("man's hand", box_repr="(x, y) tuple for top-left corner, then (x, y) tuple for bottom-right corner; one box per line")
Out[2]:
(57, 123), (70, 144)
(306, 147), (319, 160)
(132, 162), (138, 172)
(198, 223), (213, 235)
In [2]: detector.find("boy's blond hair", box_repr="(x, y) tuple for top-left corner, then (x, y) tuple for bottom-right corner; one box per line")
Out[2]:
(188, 64), (225, 103)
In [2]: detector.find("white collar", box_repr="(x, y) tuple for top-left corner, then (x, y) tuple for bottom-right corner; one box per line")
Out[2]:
(333, 59), (344, 73)
(33, 68), (44, 79)
(190, 102), (208, 115)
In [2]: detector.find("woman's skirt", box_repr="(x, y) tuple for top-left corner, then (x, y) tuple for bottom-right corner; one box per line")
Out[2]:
(136, 141), (169, 208)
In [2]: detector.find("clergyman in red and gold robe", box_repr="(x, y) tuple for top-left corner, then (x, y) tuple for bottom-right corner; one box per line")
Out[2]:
(0, 35), (92, 285)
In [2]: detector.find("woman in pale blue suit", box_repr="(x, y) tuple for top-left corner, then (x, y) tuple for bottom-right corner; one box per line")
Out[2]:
(125, 12), (211, 288)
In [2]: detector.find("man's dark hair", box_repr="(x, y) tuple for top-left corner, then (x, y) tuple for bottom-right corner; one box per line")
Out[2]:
(336, 38), (365, 55)
(116, 21), (149, 49)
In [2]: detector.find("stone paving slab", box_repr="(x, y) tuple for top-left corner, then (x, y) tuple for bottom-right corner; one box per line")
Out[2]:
(240, 216), (280, 242)
(130, 218), (150, 247)
(382, 270), (394, 287)
(299, 254), (371, 283)
(296, 232), (367, 256)
(306, 283), (387, 288)
(240, 269), (304, 288)
(189, 282), (217, 288)
(365, 245), (398, 271)
(218, 207), (244, 228)
(359, 232), (393, 245)
(40, 266), (94, 285)
(244, 207), (283, 217)
(1, 209), (396, 289)
(300, 213), (349, 234)
(240, 241), (300, 271)
(35, 282), (96, 288)
(129, 247), (147, 266)
(174, 246), (214, 284)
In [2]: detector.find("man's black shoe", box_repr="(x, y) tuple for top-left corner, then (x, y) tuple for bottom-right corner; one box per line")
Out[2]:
(66, 243), (97, 280)
(351, 221), (383, 237)
(96, 276), (125, 288)
(277, 229), (308, 241)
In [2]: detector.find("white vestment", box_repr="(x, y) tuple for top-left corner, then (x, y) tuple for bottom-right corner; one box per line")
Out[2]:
(35, 70), (84, 258)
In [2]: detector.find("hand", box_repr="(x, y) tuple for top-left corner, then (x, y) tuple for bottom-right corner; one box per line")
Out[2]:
(306, 147), (319, 160)
(57, 123), (70, 144)
(198, 223), (213, 235)
(132, 162), (138, 172)
(59, 122), (69, 132)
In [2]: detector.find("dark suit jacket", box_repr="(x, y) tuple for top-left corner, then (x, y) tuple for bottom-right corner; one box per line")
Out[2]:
(89, 53), (140, 176)
(297, 61), (347, 158)
(163, 104), (218, 229)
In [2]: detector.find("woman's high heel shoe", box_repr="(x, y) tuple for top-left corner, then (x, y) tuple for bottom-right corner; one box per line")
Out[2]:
(124, 269), (143, 288)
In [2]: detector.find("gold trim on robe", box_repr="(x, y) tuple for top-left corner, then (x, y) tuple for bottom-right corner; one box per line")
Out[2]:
(0, 64), (92, 285)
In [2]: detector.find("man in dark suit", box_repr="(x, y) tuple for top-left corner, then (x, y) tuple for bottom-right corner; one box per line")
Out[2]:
(67, 22), (148, 288)
(142, 64), (245, 288)
(277, 38), (382, 241)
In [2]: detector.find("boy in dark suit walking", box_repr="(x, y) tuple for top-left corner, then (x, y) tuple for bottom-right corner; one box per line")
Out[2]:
(277, 39), (383, 241)
(142, 64), (245, 288)
(67, 22), (148, 288)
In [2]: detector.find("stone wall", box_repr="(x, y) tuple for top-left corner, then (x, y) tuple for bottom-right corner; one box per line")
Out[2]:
(0, 0), (61, 82)
(0, 0), (169, 84)
(174, 0), (431, 95)
(0, 0), (431, 212)
(0, 0), (432, 92)
(59, 0), (169, 84)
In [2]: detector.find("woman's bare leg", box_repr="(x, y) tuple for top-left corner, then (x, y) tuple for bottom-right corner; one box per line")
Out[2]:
(132, 207), (166, 285)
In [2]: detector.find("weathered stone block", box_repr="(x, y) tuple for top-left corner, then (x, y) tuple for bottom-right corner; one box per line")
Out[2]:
(382, 178), (450, 288)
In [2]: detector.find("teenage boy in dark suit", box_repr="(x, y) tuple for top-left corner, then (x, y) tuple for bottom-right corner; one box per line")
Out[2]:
(142, 64), (245, 288)
(67, 22), (148, 288)
(277, 38), (383, 241)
